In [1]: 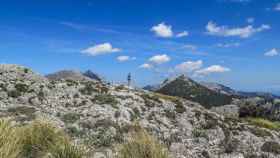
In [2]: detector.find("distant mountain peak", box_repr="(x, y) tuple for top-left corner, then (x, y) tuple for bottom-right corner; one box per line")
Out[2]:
(83, 70), (102, 81)
(157, 75), (233, 108)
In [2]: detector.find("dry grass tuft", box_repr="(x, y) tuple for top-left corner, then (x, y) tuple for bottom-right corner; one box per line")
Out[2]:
(0, 119), (85, 158)
(118, 129), (170, 158)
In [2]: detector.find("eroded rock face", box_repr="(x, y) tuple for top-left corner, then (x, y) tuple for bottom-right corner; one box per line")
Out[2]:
(0, 64), (280, 158)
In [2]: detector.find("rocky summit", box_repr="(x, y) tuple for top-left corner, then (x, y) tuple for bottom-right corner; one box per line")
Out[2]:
(1, 64), (280, 158)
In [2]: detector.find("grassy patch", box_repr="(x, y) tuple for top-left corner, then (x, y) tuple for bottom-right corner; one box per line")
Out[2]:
(245, 117), (280, 131)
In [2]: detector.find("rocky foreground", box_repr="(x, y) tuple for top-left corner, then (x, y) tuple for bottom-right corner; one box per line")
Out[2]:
(0, 64), (280, 158)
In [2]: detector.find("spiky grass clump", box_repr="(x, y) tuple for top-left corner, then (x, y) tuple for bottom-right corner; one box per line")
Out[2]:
(0, 120), (22, 158)
(118, 129), (170, 158)
(20, 120), (70, 158)
(0, 119), (85, 158)
(47, 142), (85, 158)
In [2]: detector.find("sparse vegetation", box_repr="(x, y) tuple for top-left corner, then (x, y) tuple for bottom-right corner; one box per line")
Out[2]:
(117, 129), (170, 158)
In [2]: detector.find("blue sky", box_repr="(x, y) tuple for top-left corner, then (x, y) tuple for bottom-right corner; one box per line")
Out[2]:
(0, 0), (279, 93)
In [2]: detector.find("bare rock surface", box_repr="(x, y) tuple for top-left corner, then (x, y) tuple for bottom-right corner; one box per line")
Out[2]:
(0, 64), (280, 158)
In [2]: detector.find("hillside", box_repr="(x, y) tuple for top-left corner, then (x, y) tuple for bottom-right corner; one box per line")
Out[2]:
(1, 64), (280, 158)
(157, 75), (233, 108)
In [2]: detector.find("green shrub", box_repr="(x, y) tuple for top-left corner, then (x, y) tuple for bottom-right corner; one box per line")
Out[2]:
(8, 106), (36, 115)
(141, 93), (162, 107)
(118, 129), (169, 158)
(192, 128), (208, 139)
(174, 101), (186, 114)
(261, 141), (280, 154)
(15, 83), (29, 93)
(8, 90), (22, 98)
(79, 82), (97, 95)
(62, 113), (80, 124)
(92, 94), (119, 107)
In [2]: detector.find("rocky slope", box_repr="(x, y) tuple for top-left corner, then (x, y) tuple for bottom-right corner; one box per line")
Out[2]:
(200, 82), (238, 96)
(1, 64), (280, 158)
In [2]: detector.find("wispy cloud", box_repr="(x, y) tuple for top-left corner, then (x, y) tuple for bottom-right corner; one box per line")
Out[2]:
(220, 0), (251, 3)
(60, 21), (119, 33)
(216, 42), (240, 48)
(247, 17), (255, 23)
(264, 48), (279, 57)
(116, 56), (136, 62)
(206, 21), (270, 38)
(275, 3), (280, 11)
(182, 44), (197, 51)
(176, 31), (189, 38)
(139, 63), (153, 69)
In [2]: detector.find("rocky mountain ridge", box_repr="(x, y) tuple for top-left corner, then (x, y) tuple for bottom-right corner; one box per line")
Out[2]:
(156, 75), (233, 108)
(1, 64), (280, 158)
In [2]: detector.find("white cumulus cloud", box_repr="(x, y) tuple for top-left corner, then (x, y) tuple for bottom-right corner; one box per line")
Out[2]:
(151, 23), (173, 38)
(175, 60), (203, 73)
(206, 21), (270, 38)
(195, 65), (230, 76)
(139, 63), (153, 69)
(264, 48), (279, 57)
(81, 43), (121, 56)
(176, 31), (189, 38)
(149, 54), (171, 64)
